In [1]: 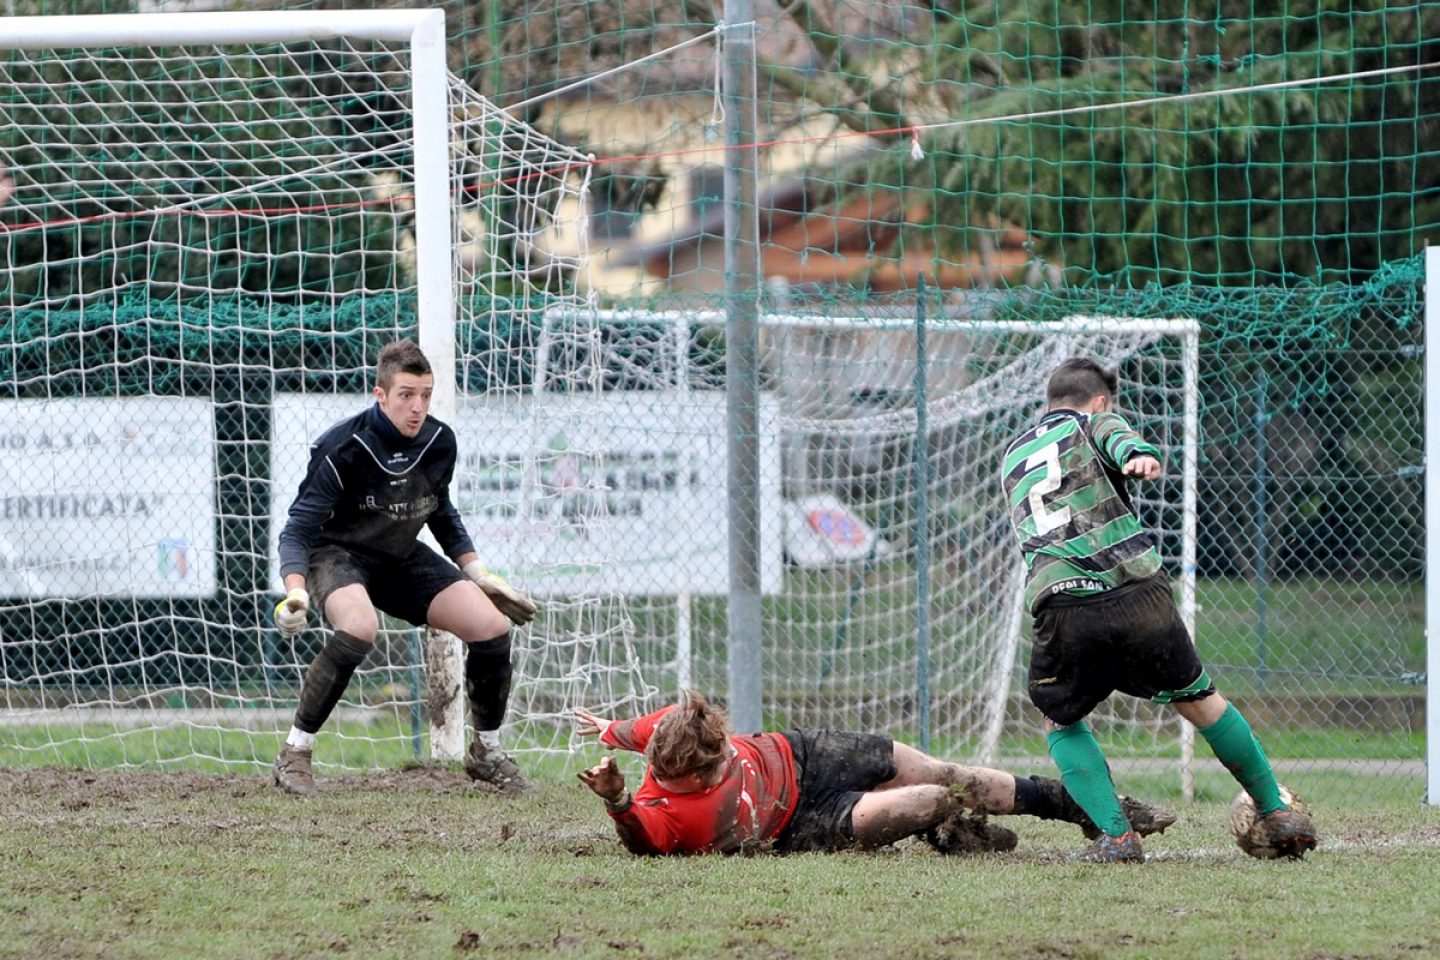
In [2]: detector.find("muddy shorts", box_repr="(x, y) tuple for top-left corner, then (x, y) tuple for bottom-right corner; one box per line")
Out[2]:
(774, 729), (897, 853)
(1028, 573), (1213, 727)
(307, 541), (466, 628)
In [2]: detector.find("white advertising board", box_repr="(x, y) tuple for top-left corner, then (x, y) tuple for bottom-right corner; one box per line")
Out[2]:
(0, 397), (217, 597)
(270, 392), (782, 596)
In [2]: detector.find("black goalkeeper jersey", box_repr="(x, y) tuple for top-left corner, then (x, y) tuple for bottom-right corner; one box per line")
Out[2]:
(277, 403), (475, 579)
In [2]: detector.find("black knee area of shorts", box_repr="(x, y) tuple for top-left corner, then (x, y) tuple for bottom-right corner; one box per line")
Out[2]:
(294, 630), (373, 734)
(465, 632), (513, 732)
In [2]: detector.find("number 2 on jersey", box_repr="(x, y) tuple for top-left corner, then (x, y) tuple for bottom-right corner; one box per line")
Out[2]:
(1025, 443), (1071, 535)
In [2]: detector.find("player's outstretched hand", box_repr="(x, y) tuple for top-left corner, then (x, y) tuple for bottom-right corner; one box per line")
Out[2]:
(578, 756), (626, 804)
(274, 587), (310, 637)
(574, 708), (613, 740)
(1123, 454), (1161, 482)
(462, 560), (537, 626)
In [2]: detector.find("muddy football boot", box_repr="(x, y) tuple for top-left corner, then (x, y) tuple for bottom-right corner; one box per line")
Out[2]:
(923, 806), (1019, 855)
(1077, 830), (1145, 863)
(1252, 808), (1318, 859)
(273, 745), (317, 796)
(1079, 796), (1178, 841)
(980, 822), (1019, 853)
(463, 739), (536, 796)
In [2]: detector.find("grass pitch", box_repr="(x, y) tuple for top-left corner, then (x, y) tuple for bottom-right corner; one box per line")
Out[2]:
(3, 763), (1437, 960)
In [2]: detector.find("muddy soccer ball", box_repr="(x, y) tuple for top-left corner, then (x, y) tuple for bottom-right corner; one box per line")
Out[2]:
(1227, 784), (1310, 859)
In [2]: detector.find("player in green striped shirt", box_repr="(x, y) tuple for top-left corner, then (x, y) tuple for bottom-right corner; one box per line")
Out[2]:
(1001, 358), (1316, 862)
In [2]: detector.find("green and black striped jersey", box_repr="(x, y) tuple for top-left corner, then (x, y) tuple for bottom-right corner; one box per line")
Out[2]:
(1001, 409), (1164, 614)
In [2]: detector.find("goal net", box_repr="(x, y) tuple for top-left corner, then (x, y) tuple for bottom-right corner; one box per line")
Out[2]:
(758, 314), (1198, 766)
(558, 309), (1198, 768)
(0, 11), (654, 771)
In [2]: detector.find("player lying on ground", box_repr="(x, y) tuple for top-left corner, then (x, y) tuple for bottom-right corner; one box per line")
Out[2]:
(271, 338), (538, 796)
(1001, 357), (1318, 862)
(574, 692), (1176, 856)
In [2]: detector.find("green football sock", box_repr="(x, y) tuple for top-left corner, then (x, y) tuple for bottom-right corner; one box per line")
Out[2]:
(1045, 722), (1129, 838)
(1198, 702), (1285, 814)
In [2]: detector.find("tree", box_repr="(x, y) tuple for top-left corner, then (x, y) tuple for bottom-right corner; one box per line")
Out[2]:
(761, 0), (1440, 287)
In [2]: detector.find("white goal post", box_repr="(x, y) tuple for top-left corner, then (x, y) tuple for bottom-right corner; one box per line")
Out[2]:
(1426, 246), (1440, 807)
(0, 10), (657, 772)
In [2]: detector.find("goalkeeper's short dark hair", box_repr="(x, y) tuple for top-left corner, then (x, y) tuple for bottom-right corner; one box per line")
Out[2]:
(376, 338), (431, 389)
(1046, 358), (1119, 409)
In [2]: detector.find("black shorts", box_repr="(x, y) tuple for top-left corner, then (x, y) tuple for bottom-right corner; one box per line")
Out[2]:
(1028, 574), (1214, 727)
(774, 729), (897, 853)
(307, 541), (466, 628)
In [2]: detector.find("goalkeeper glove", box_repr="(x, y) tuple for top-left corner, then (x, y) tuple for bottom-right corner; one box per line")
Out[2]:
(462, 560), (537, 626)
(273, 587), (310, 637)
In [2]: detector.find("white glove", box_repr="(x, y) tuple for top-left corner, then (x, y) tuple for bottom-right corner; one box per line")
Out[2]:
(273, 587), (310, 637)
(462, 560), (537, 626)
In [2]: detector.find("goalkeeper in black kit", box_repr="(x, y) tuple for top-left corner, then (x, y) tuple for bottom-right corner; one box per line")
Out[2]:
(272, 338), (537, 796)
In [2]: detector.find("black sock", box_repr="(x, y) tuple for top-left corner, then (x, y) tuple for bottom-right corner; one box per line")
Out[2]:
(1011, 774), (1042, 816)
(1021, 774), (1091, 824)
(465, 632), (513, 732)
(294, 630), (372, 734)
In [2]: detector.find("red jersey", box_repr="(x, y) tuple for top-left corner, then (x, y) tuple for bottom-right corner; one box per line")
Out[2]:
(599, 705), (800, 855)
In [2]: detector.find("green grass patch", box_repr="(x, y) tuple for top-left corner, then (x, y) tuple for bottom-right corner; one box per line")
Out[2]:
(0, 720), (582, 776)
(1, 766), (1436, 960)
(0, 720), (426, 773)
(5, 721), (1421, 771)
(634, 574), (1424, 699)
(1194, 577), (1423, 695)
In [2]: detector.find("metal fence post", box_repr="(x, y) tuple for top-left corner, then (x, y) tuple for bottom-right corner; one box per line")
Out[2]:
(723, 0), (763, 733)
